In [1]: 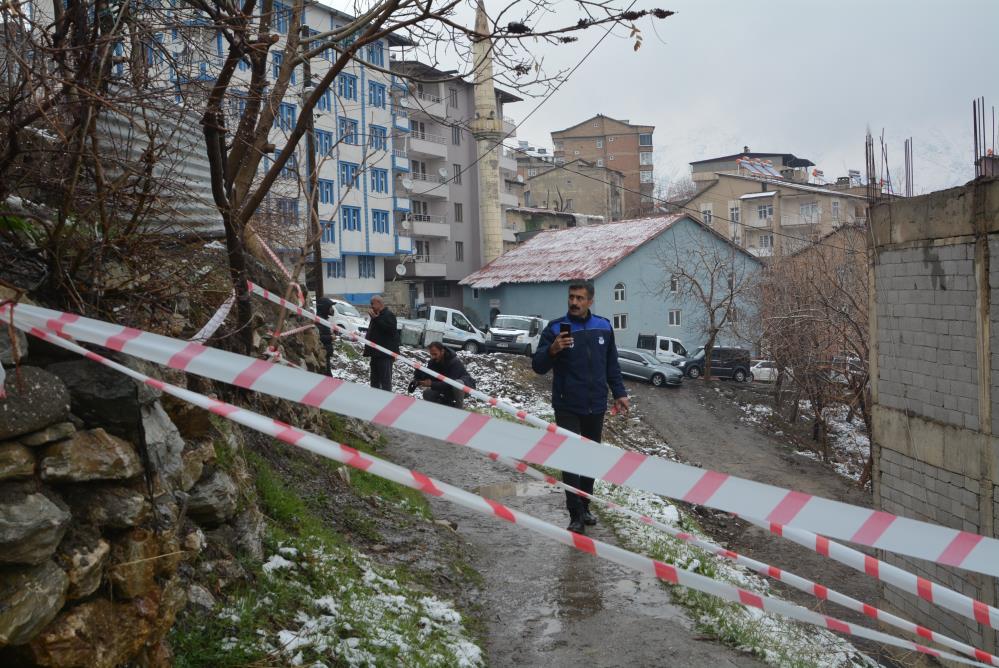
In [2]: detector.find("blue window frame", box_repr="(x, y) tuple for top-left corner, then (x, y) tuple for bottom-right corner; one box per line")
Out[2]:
(366, 42), (384, 67)
(145, 33), (164, 66)
(238, 57), (250, 72)
(368, 82), (386, 109)
(113, 41), (125, 76)
(272, 52), (282, 80)
(341, 206), (361, 231)
(274, 2), (290, 34)
(318, 179), (335, 204)
(275, 102), (296, 131)
(357, 256), (376, 278)
(276, 197), (298, 224)
(337, 74), (357, 100)
(315, 129), (333, 155)
(278, 152), (297, 179)
(317, 89), (331, 112)
(339, 162), (359, 187)
(371, 168), (388, 193)
(372, 210), (390, 233)
(325, 259), (345, 278)
(321, 221), (335, 244)
(337, 117), (358, 145)
(370, 125), (387, 151)
(216, 31), (224, 57)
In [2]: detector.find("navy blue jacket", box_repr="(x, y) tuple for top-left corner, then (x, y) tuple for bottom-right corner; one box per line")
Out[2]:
(532, 311), (628, 415)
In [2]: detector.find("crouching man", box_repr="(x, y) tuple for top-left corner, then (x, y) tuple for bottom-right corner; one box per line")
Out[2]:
(409, 342), (474, 408)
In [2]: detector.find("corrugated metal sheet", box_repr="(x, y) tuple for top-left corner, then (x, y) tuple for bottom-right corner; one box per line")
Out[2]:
(460, 215), (683, 289)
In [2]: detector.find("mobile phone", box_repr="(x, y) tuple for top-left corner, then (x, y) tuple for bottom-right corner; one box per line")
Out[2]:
(559, 323), (573, 348)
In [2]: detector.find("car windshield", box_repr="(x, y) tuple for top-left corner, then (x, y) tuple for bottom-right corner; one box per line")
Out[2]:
(337, 303), (362, 318)
(637, 352), (658, 365)
(493, 316), (532, 331)
(692, 347), (705, 359)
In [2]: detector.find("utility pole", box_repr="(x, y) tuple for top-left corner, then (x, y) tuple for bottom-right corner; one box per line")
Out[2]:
(301, 30), (325, 301)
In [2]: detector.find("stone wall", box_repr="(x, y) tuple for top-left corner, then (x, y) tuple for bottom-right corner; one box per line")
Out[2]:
(0, 332), (256, 667)
(871, 177), (999, 656)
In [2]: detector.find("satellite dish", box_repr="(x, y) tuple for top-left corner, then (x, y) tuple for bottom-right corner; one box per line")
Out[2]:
(438, 167), (449, 178)
(401, 219), (411, 230)
(516, 175), (524, 183)
(399, 97), (411, 109)
(395, 264), (407, 276)
(401, 178), (414, 191)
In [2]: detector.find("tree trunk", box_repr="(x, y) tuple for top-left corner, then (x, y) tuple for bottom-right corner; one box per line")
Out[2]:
(222, 207), (254, 355)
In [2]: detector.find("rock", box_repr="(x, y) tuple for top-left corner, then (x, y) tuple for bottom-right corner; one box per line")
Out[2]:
(182, 528), (205, 556)
(109, 528), (158, 599)
(161, 394), (213, 440)
(0, 561), (68, 646)
(62, 482), (151, 529)
(39, 428), (142, 482)
(0, 367), (70, 441)
(186, 583), (216, 610)
(180, 440), (216, 492)
(139, 402), (185, 488)
(56, 528), (111, 600)
(0, 442), (34, 480)
(46, 358), (158, 441)
(232, 505), (265, 561)
(0, 487), (71, 565)
(19, 421), (76, 447)
(154, 530), (182, 577)
(187, 469), (237, 526)
(25, 596), (155, 667)
(0, 326), (27, 366)
(147, 576), (186, 648)
(136, 639), (173, 668)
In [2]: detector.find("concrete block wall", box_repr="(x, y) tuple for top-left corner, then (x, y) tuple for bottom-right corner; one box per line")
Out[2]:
(875, 242), (979, 431)
(990, 236), (999, 435)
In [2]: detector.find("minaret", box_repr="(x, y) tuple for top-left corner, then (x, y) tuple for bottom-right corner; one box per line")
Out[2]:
(470, 0), (504, 265)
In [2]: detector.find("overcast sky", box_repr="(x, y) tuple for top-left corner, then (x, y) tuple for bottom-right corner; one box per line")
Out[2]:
(504, 0), (999, 193)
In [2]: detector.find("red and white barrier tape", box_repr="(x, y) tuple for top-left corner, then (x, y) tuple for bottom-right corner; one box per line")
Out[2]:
(274, 323), (314, 339)
(741, 515), (999, 633)
(15, 322), (990, 667)
(256, 239), (304, 306)
(189, 291), (235, 343)
(250, 280), (999, 643)
(4, 302), (999, 581)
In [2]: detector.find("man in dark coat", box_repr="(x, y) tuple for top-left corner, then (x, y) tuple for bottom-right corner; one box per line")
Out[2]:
(365, 295), (399, 390)
(409, 342), (470, 408)
(532, 281), (629, 535)
(315, 297), (335, 376)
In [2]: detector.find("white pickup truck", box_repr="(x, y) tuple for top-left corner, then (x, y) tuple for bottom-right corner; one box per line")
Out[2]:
(484, 314), (547, 356)
(636, 333), (689, 365)
(398, 304), (487, 353)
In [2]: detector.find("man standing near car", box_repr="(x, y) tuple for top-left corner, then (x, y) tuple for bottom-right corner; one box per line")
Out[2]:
(365, 295), (399, 390)
(532, 281), (630, 534)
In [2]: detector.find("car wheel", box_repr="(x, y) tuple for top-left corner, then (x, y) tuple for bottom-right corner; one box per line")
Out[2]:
(651, 373), (666, 387)
(463, 341), (480, 354)
(749, 373), (755, 382)
(687, 366), (701, 379)
(524, 345), (534, 357)
(734, 369), (747, 383)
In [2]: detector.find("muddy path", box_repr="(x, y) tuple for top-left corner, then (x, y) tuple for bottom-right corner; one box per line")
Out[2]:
(381, 426), (764, 668)
(626, 379), (908, 665)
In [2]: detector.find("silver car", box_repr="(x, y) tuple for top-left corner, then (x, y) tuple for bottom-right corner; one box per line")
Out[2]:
(617, 347), (684, 387)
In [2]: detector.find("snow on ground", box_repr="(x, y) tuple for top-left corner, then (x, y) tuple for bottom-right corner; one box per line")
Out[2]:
(738, 402), (870, 484)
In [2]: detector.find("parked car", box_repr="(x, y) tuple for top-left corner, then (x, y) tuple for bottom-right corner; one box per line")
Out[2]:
(617, 348), (683, 387)
(329, 299), (369, 336)
(485, 314), (547, 356)
(750, 359), (778, 382)
(635, 333), (689, 365)
(673, 346), (752, 382)
(398, 304), (486, 353)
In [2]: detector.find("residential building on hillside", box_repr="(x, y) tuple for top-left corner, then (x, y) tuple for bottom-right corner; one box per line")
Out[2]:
(513, 141), (556, 178)
(504, 207), (604, 245)
(385, 60), (521, 311)
(551, 114), (655, 218)
(522, 159), (624, 221)
(690, 149), (815, 187)
(683, 172), (868, 257)
(459, 215), (760, 351)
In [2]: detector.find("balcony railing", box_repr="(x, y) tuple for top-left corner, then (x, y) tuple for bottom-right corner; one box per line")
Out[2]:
(410, 172), (447, 184)
(412, 253), (448, 264)
(392, 148), (408, 158)
(408, 213), (447, 224)
(416, 90), (443, 104)
(410, 130), (447, 145)
(780, 213), (821, 227)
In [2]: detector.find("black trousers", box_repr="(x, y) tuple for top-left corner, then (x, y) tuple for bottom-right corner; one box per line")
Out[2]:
(369, 357), (394, 391)
(319, 335), (334, 376)
(423, 387), (465, 409)
(554, 410), (605, 516)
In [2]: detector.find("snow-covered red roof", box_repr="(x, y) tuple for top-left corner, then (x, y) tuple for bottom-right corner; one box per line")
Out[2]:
(460, 215), (684, 289)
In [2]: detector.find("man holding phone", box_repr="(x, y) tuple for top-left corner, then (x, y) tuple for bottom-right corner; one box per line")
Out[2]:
(532, 281), (630, 534)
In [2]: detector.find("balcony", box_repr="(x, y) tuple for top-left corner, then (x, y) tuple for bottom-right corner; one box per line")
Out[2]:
(748, 246), (774, 258)
(410, 218), (451, 239)
(392, 109), (410, 132)
(502, 117), (516, 137)
(502, 226), (517, 243)
(406, 172), (450, 199)
(411, 254), (447, 277)
(780, 213), (821, 227)
(392, 148), (409, 172)
(748, 215), (773, 229)
(500, 191), (519, 207)
(395, 235), (414, 254)
(499, 151), (518, 174)
(409, 91), (446, 119)
(393, 196), (410, 212)
(408, 131), (448, 159)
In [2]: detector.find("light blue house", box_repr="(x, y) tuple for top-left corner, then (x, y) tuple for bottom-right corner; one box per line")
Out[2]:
(459, 215), (761, 352)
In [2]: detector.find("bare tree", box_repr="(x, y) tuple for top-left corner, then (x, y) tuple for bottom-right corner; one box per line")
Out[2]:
(652, 220), (759, 379)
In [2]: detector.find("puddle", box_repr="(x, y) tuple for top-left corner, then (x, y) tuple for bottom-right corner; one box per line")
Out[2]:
(475, 481), (559, 498)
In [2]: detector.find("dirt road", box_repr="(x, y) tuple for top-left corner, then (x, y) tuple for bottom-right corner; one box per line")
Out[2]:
(382, 426), (764, 668)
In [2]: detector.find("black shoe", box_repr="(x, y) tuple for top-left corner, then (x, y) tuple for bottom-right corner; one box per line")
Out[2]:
(581, 509), (597, 526)
(567, 518), (586, 534)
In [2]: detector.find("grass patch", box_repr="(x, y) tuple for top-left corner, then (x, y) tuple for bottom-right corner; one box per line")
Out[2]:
(172, 455), (482, 668)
